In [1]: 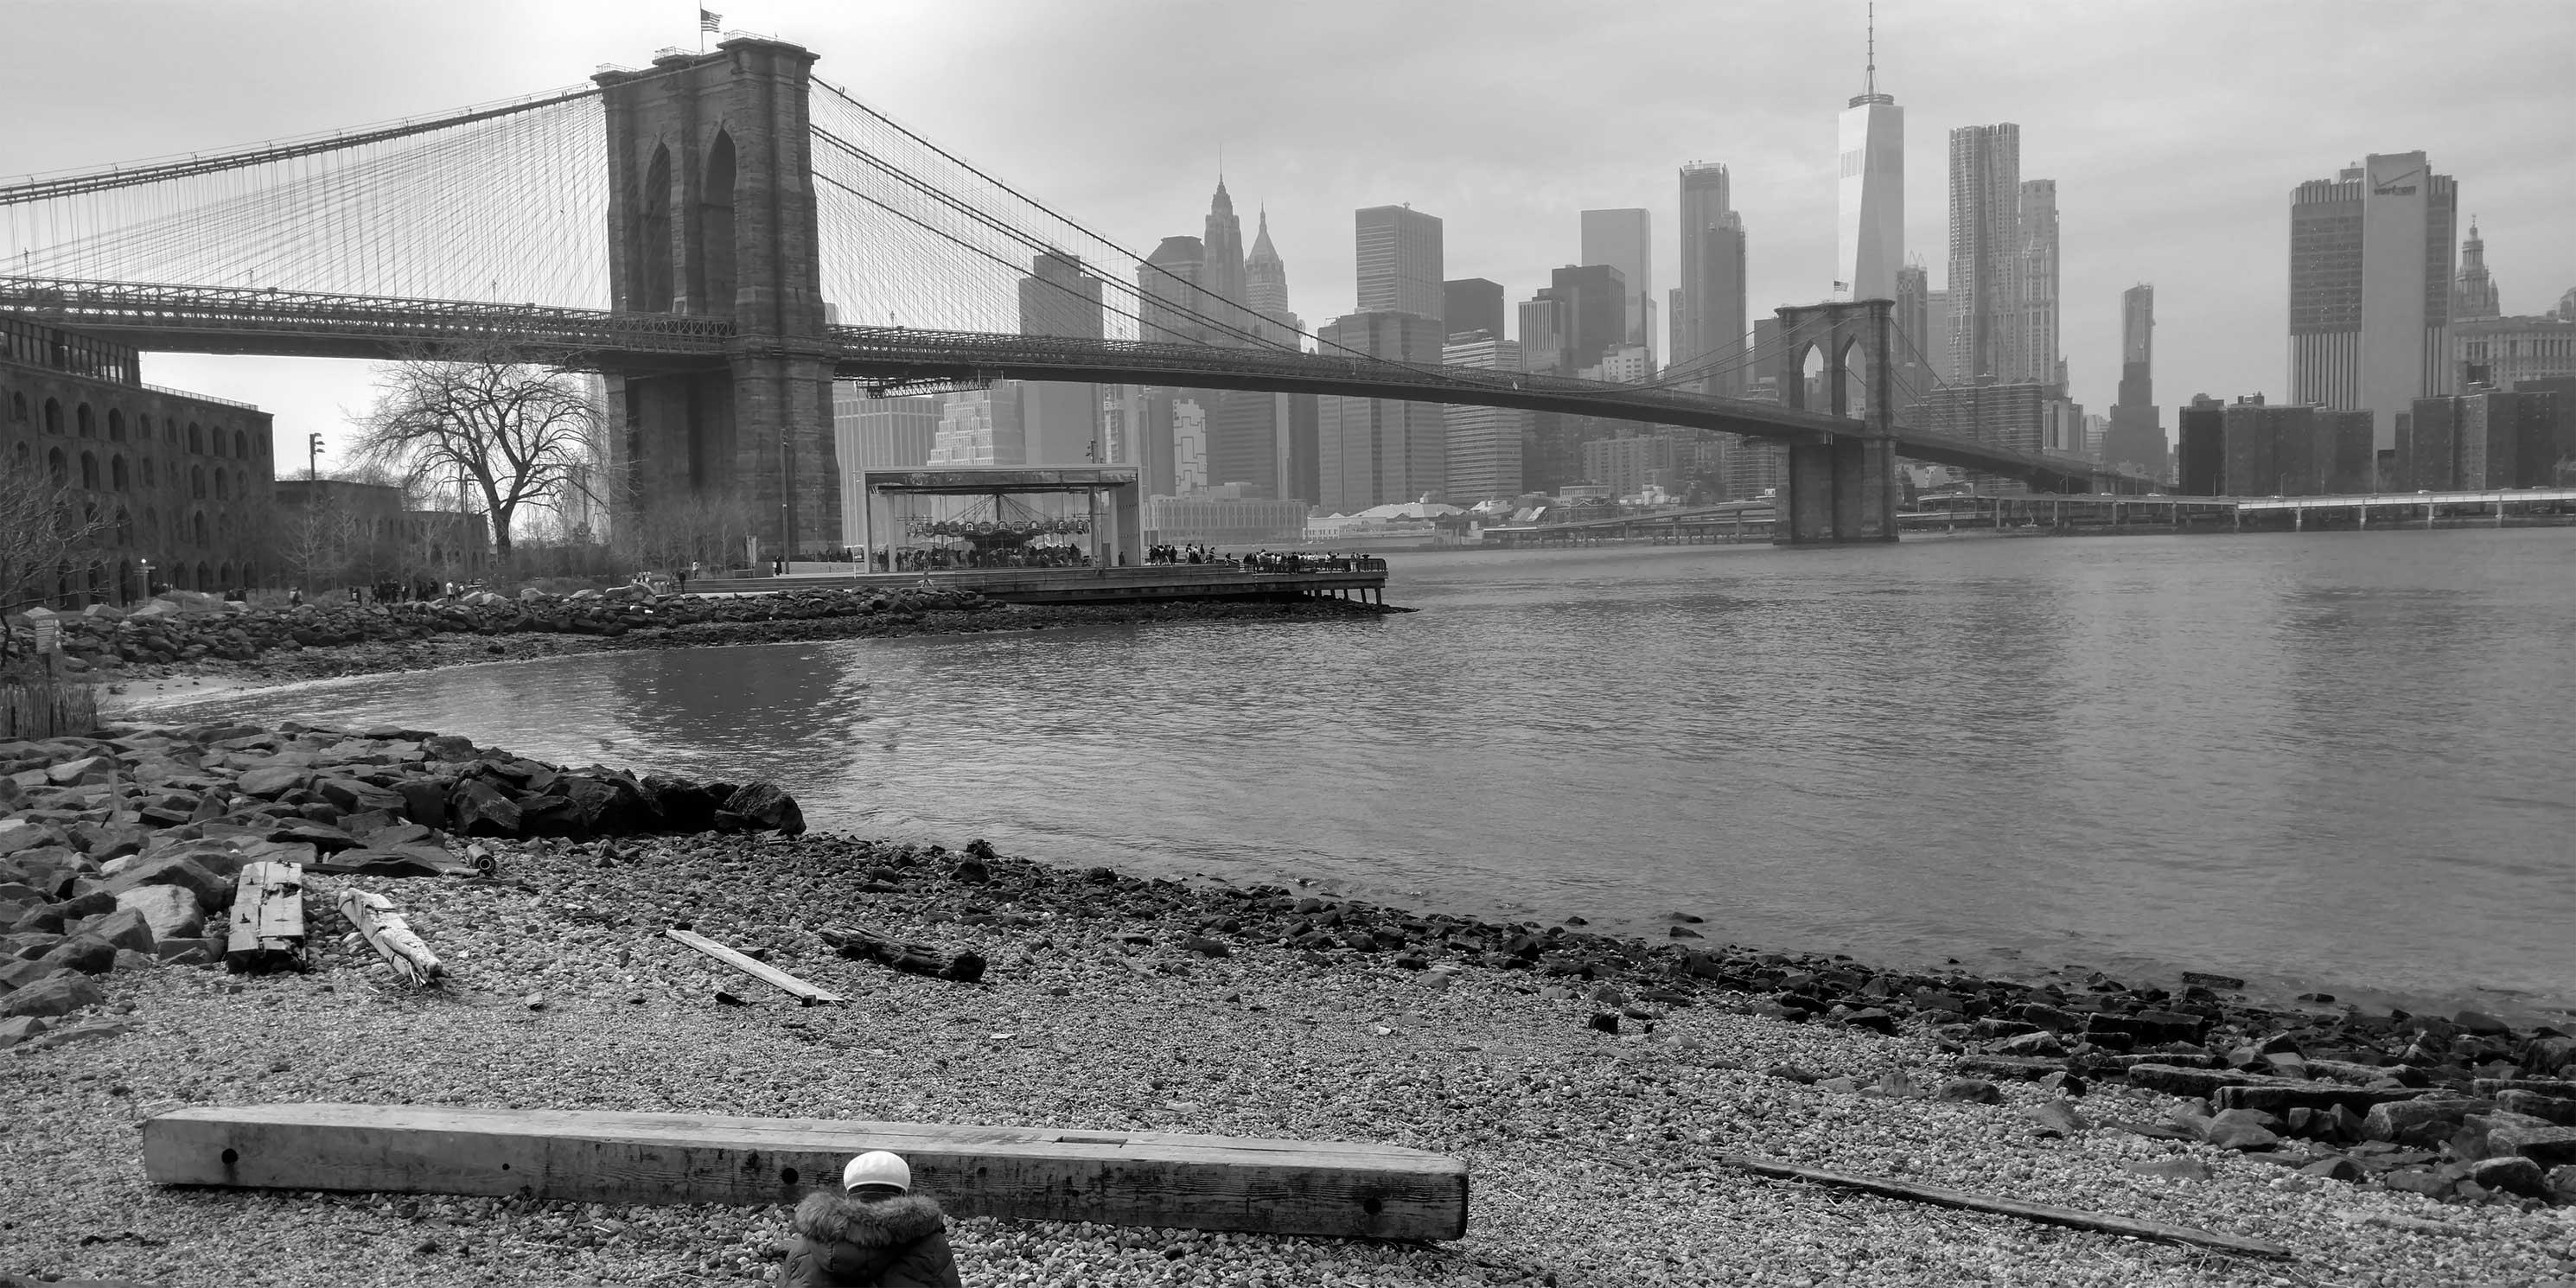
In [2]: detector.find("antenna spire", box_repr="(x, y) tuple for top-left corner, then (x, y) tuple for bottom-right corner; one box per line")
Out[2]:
(1865, 3), (1877, 98)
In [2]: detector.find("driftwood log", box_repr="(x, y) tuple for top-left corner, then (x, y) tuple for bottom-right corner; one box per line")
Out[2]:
(819, 924), (987, 983)
(336, 888), (444, 986)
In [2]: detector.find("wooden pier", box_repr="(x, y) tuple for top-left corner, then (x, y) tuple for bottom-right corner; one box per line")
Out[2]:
(695, 561), (1391, 606)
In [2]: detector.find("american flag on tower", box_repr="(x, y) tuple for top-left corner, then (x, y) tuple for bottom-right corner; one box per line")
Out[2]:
(699, 10), (722, 33)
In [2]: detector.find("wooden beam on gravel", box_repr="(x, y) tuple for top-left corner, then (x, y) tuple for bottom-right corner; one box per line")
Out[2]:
(664, 928), (845, 1005)
(1719, 1155), (2291, 1259)
(141, 1104), (1468, 1240)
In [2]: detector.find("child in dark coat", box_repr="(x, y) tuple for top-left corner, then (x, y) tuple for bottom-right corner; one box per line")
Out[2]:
(780, 1151), (963, 1288)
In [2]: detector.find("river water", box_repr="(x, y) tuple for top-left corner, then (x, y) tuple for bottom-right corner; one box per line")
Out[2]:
(143, 530), (2576, 1020)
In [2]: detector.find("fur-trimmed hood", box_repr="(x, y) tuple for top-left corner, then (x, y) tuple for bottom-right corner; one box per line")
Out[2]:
(793, 1190), (947, 1248)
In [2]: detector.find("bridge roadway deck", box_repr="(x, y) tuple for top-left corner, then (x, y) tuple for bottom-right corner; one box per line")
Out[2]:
(688, 564), (1388, 605)
(0, 276), (2140, 493)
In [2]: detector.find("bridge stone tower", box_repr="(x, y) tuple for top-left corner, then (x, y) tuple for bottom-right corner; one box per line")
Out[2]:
(596, 38), (839, 562)
(1771, 298), (1900, 544)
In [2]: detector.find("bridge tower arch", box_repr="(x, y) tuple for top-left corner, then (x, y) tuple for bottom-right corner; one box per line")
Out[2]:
(596, 38), (838, 561)
(1770, 298), (1900, 544)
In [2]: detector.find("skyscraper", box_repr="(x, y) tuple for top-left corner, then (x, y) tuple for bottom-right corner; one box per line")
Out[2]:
(1580, 208), (1655, 356)
(2103, 284), (2165, 479)
(1198, 178), (1257, 346)
(1835, 8), (1902, 303)
(1016, 252), (1105, 465)
(1520, 265), (1628, 377)
(1243, 209), (1300, 347)
(1355, 206), (1444, 323)
(2290, 153), (2458, 449)
(1443, 278), (1506, 342)
(2018, 178), (2063, 389)
(1317, 311), (1447, 509)
(2453, 219), (2500, 322)
(1947, 124), (2023, 386)
(1675, 163), (1743, 395)
(1139, 235), (1208, 345)
(1441, 334), (1527, 502)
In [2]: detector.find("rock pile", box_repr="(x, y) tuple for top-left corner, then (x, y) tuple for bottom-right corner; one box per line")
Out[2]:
(10, 584), (992, 674)
(0, 720), (804, 1036)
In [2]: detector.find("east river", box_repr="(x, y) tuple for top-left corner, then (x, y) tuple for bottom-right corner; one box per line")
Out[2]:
(146, 530), (2576, 1021)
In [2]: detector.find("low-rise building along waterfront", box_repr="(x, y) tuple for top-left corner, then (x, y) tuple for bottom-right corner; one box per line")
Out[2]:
(0, 316), (275, 601)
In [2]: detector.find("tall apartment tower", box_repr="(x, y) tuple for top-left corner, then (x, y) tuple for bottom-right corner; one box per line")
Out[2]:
(1580, 208), (1655, 357)
(2018, 179), (2063, 389)
(1440, 334), (1527, 502)
(2290, 152), (2458, 449)
(1947, 124), (2023, 386)
(1676, 163), (1745, 395)
(1243, 209), (1300, 347)
(1355, 205), (1445, 323)
(2453, 219), (2500, 322)
(1836, 8), (1903, 303)
(2103, 284), (2165, 479)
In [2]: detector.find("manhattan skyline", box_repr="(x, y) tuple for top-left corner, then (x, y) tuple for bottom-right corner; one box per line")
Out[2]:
(8, 0), (2570, 467)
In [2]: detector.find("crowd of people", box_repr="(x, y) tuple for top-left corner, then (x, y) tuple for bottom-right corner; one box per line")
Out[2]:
(1145, 543), (1224, 564)
(886, 544), (1090, 572)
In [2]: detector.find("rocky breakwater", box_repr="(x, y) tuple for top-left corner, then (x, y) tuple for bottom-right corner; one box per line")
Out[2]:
(0, 719), (805, 1045)
(12, 583), (996, 679)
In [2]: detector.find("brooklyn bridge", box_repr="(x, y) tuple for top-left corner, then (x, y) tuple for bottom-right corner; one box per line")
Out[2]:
(0, 35), (2152, 553)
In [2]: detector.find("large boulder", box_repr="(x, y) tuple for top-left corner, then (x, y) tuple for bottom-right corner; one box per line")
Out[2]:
(642, 775), (721, 832)
(77, 906), (158, 953)
(0, 972), (102, 1018)
(115, 884), (204, 942)
(316, 777), (406, 816)
(236, 766), (307, 799)
(2364, 1097), (2491, 1148)
(717, 781), (806, 836)
(449, 780), (525, 838)
(35, 936), (117, 976)
(104, 854), (231, 909)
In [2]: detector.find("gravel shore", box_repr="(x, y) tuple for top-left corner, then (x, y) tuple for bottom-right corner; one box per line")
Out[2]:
(8, 819), (2572, 1286)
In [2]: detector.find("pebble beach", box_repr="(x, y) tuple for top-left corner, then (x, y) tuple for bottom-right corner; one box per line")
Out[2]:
(7, 771), (2574, 1286)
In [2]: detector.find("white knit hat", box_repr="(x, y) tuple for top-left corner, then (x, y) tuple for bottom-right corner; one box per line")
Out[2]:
(841, 1151), (911, 1192)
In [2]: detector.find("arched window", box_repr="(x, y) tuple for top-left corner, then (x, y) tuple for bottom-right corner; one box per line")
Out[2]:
(141, 457), (156, 487)
(191, 464), (206, 499)
(219, 561), (235, 589)
(9, 392), (26, 423)
(47, 448), (66, 482)
(107, 409), (126, 442)
(698, 130), (738, 316)
(111, 456), (127, 490)
(44, 399), (63, 435)
(80, 451), (99, 490)
(11, 443), (26, 469)
(194, 561), (209, 590)
(241, 562), (257, 587)
(188, 423), (202, 453)
(114, 509), (131, 547)
(193, 512), (207, 545)
(213, 425), (229, 458)
(214, 470), (228, 501)
(76, 405), (95, 438)
(235, 430), (249, 459)
(235, 468), (248, 501)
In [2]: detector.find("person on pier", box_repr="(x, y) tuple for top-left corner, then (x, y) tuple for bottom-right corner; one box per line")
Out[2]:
(781, 1151), (963, 1287)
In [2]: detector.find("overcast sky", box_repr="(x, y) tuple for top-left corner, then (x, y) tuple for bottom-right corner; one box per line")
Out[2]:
(12, 0), (2573, 464)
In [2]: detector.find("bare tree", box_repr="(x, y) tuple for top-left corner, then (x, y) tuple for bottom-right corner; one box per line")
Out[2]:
(0, 467), (111, 662)
(356, 344), (601, 564)
(277, 493), (347, 593)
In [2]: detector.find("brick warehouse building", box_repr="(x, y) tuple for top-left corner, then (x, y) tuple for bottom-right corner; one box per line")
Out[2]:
(1, 317), (275, 603)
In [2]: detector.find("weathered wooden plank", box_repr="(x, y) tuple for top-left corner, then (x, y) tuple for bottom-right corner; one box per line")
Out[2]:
(664, 928), (843, 1004)
(142, 1104), (1466, 1240)
(1720, 1155), (2290, 1259)
(224, 861), (305, 972)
